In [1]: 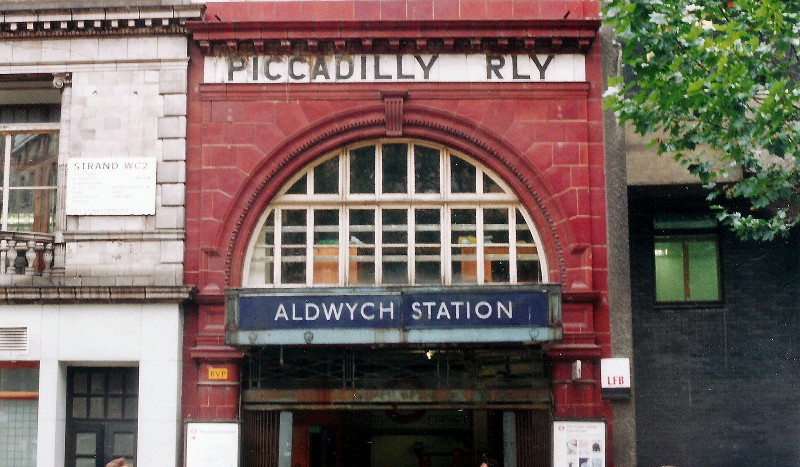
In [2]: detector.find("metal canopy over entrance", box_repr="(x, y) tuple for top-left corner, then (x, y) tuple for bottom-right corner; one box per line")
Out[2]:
(242, 347), (551, 411)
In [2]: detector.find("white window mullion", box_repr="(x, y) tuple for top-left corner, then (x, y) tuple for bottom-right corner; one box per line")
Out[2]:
(343, 150), (351, 197)
(1, 135), (11, 230)
(306, 207), (314, 286)
(274, 209), (283, 284)
(476, 208), (485, 284)
(441, 206), (450, 285)
(339, 206), (348, 286)
(407, 206), (415, 284)
(509, 207), (518, 284)
(375, 207), (383, 285)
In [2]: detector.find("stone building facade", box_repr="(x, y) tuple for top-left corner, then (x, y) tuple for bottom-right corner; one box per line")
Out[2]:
(0, 4), (200, 466)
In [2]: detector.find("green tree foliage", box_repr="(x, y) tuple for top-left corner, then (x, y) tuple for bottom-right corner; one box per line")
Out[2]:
(604, 0), (800, 240)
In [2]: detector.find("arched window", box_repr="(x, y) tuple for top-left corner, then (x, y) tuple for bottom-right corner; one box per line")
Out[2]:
(243, 140), (547, 287)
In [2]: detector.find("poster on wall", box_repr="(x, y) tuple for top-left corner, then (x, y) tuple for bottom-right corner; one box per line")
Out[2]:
(552, 420), (606, 467)
(185, 422), (240, 467)
(66, 157), (156, 215)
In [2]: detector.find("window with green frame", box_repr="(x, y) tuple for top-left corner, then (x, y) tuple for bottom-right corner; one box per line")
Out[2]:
(653, 214), (721, 303)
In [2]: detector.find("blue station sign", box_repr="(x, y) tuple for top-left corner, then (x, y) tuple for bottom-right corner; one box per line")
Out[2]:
(226, 285), (561, 346)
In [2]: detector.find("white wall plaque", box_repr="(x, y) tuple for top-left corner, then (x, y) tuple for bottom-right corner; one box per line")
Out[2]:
(185, 422), (240, 467)
(601, 357), (632, 399)
(66, 157), (156, 215)
(552, 420), (606, 467)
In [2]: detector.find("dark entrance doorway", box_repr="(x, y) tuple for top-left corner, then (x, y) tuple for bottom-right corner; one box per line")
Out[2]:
(65, 367), (138, 467)
(242, 408), (550, 467)
(240, 347), (551, 467)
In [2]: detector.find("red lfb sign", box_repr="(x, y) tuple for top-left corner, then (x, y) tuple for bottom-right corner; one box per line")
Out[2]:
(601, 358), (631, 389)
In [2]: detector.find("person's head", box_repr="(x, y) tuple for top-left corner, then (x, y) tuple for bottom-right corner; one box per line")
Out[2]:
(105, 459), (128, 467)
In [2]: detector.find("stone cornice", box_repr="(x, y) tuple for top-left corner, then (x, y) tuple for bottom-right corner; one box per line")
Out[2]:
(189, 18), (600, 55)
(0, 285), (196, 304)
(0, 5), (203, 38)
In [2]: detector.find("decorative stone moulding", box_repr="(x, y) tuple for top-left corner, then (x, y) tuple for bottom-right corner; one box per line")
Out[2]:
(0, 6), (203, 37)
(190, 19), (600, 56)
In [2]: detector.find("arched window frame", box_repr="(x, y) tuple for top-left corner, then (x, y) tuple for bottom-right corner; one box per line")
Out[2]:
(242, 139), (548, 287)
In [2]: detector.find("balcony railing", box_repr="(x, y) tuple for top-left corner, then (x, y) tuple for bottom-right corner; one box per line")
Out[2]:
(0, 231), (54, 284)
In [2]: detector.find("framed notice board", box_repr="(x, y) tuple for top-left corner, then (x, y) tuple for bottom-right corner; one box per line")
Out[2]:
(185, 421), (240, 467)
(552, 420), (606, 467)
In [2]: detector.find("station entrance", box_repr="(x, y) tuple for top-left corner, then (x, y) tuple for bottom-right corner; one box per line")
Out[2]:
(239, 347), (552, 467)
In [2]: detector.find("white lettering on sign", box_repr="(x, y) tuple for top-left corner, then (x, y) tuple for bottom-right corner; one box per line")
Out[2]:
(204, 53), (586, 83)
(271, 300), (515, 323)
(66, 157), (157, 215)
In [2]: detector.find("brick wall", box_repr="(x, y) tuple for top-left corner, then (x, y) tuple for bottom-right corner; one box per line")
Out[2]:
(630, 191), (800, 466)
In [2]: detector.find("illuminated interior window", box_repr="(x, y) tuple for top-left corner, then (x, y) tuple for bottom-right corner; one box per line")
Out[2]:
(243, 140), (546, 287)
(653, 214), (721, 303)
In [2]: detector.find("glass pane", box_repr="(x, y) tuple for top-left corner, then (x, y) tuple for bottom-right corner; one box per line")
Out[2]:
(90, 372), (105, 394)
(76, 459), (96, 467)
(0, 399), (37, 466)
(6, 188), (56, 233)
(655, 240), (685, 302)
(113, 433), (136, 457)
(382, 209), (408, 284)
(125, 370), (138, 395)
(313, 157), (339, 194)
(0, 368), (38, 391)
(75, 432), (97, 455)
(10, 133), (58, 187)
(248, 212), (275, 285)
(108, 372), (123, 395)
(382, 143), (408, 193)
(73, 372), (88, 394)
(484, 209), (510, 282)
(286, 174), (307, 194)
(313, 209), (340, 284)
(451, 209), (477, 283)
(450, 155), (476, 193)
(72, 397), (87, 418)
(516, 209), (541, 282)
(350, 145), (376, 193)
(688, 240), (720, 301)
(124, 397), (138, 420)
(0, 104), (60, 123)
(415, 209), (441, 284)
(89, 397), (104, 418)
(414, 145), (440, 193)
(107, 397), (123, 419)
(313, 209), (338, 244)
(349, 209), (375, 285)
(483, 173), (503, 193)
(281, 209), (307, 284)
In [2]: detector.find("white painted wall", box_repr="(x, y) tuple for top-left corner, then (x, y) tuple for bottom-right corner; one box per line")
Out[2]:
(1, 303), (182, 467)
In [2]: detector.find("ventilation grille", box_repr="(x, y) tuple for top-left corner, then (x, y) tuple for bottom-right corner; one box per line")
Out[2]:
(0, 326), (28, 352)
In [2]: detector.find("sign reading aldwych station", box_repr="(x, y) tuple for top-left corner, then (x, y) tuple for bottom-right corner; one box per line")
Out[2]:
(226, 286), (562, 345)
(205, 54), (585, 83)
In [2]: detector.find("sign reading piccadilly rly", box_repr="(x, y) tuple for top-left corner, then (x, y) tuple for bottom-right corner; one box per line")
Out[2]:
(226, 287), (562, 345)
(205, 53), (586, 83)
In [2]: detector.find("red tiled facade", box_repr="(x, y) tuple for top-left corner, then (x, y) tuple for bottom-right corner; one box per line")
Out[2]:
(183, 0), (611, 462)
